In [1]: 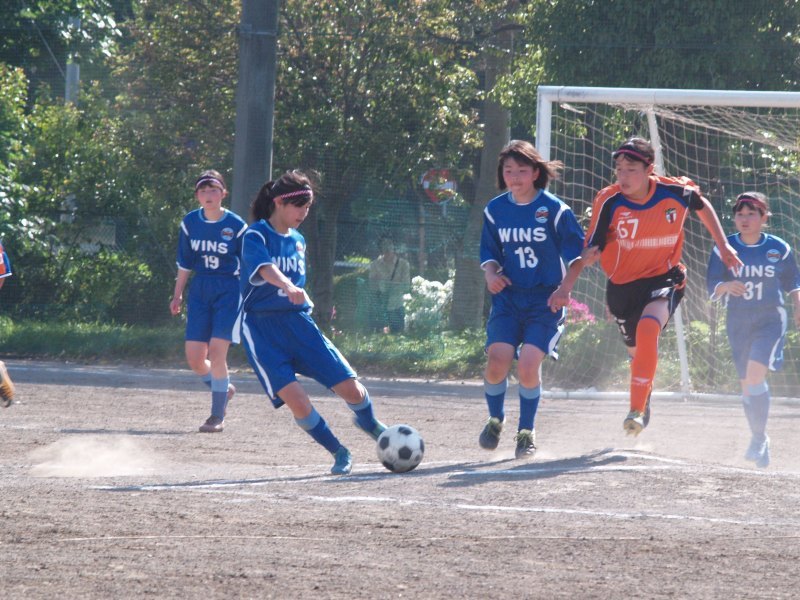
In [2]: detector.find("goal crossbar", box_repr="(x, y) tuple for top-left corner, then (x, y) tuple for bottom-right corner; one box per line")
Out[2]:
(536, 85), (800, 162)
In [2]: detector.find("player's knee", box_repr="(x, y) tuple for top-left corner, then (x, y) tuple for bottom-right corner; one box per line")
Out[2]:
(516, 362), (542, 387)
(484, 359), (510, 382)
(335, 378), (365, 403)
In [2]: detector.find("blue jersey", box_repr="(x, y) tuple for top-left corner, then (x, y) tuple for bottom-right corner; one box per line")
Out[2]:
(480, 190), (585, 289)
(707, 233), (800, 312)
(176, 208), (247, 276)
(240, 219), (312, 313)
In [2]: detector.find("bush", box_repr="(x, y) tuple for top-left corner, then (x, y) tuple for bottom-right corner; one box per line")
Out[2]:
(404, 275), (453, 333)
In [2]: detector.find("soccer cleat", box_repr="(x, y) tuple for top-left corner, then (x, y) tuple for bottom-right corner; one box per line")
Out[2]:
(199, 415), (224, 433)
(331, 446), (353, 475)
(353, 417), (387, 441)
(746, 435), (770, 468)
(744, 436), (763, 461)
(756, 437), (770, 469)
(642, 392), (651, 428)
(514, 429), (536, 459)
(479, 416), (505, 450)
(623, 410), (645, 436)
(0, 360), (15, 407)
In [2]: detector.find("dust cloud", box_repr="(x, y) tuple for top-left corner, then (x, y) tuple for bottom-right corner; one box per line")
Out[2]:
(29, 436), (162, 478)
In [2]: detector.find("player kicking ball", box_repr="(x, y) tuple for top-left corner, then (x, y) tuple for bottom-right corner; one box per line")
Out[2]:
(239, 170), (386, 475)
(582, 138), (742, 436)
(707, 192), (800, 468)
(478, 140), (586, 458)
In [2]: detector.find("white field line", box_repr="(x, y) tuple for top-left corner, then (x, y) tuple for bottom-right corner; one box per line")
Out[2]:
(90, 451), (799, 493)
(85, 452), (800, 529)
(66, 487), (800, 535)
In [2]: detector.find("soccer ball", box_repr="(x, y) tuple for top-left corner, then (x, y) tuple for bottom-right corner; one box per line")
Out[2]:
(376, 424), (424, 473)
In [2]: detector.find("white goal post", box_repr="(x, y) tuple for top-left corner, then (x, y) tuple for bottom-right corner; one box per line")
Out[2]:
(536, 86), (800, 402)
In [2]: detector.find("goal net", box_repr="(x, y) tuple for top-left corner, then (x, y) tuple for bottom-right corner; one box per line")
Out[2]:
(536, 86), (800, 400)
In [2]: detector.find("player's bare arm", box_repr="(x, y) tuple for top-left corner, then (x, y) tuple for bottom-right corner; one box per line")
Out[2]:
(482, 261), (511, 294)
(548, 258), (586, 312)
(257, 263), (307, 305)
(580, 245), (601, 266)
(717, 280), (747, 297)
(696, 196), (743, 270)
(169, 268), (191, 315)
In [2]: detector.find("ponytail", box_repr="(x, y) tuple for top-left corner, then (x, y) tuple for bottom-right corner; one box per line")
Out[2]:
(251, 180), (277, 222)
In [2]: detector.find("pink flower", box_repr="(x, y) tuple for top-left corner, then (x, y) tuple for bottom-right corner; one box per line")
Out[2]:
(566, 298), (596, 324)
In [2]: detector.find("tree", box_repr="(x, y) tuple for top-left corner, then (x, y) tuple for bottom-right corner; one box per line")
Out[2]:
(500, 1), (800, 129)
(108, 0), (243, 310)
(446, 3), (526, 330)
(1, 0), (128, 100)
(0, 63), (32, 242)
(276, 0), (482, 329)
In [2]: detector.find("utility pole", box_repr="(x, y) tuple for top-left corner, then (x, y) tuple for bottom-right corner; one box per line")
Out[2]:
(65, 17), (80, 104)
(231, 0), (279, 220)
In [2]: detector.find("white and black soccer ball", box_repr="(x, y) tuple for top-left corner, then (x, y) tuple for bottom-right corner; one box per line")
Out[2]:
(376, 424), (424, 473)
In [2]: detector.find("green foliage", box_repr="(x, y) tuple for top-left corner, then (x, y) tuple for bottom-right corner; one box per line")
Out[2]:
(332, 268), (370, 332)
(1, 0), (127, 97)
(505, 1), (800, 131)
(6, 80), (173, 325)
(0, 63), (32, 241)
(0, 318), (184, 362)
(111, 0), (239, 179)
(335, 329), (486, 378)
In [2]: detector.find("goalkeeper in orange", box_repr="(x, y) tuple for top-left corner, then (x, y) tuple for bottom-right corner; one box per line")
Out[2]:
(581, 137), (742, 435)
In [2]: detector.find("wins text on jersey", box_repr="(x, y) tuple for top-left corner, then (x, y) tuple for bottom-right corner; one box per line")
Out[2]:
(272, 255), (306, 276)
(497, 227), (548, 244)
(189, 238), (232, 254)
(707, 233), (800, 310)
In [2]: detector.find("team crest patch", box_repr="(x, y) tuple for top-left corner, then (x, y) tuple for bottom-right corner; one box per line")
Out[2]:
(665, 208), (677, 224)
(220, 227), (235, 241)
(296, 241), (305, 255)
(766, 249), (781, 263)
(535, 207), (549, 223)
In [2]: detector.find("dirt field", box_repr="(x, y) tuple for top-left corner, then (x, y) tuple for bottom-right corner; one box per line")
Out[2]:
(2, 358), (800, 599)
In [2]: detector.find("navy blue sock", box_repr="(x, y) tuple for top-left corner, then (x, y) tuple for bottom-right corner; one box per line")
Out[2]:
(347, 391), (381, 431)
(484, 379), (507, 421)
(210, 377), (229, 419)
(747, 382), (770, 440)
(519, 384), (541, 432)
(201, 373), (213, 388)
(296, 408), (341, 454)
(741, 396), (757, 434)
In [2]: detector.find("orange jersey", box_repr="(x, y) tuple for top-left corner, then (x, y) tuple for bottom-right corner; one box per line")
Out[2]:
(585, 175), (704, 284)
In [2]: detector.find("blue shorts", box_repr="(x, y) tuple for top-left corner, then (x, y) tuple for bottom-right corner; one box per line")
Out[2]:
(185, 275), (241, 343)
(241, 309), (357, 407)
(485, 287), (565, 358)
(727, 307), (787, 379)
